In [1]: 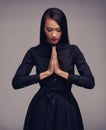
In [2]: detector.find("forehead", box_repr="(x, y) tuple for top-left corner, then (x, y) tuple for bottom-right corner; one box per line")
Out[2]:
(45, 18), (60, 28)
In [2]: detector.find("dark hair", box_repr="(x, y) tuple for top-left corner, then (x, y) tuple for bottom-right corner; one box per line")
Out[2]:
(40, 8), (70, 44)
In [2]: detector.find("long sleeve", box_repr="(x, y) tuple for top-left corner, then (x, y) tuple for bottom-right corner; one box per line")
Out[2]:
(12, 49), (40, 89)
(68, 45), (95, 89)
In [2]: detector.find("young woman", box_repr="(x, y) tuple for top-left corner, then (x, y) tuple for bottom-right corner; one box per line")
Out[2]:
(12, 7), (95, 130)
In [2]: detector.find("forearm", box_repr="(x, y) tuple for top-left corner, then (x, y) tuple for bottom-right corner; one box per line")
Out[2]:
(68, 73), (95, 89)
(56, 69), (95, 89)
(12, 74), (40, 89)
(40, 70), (52, 80)
(56, 69), (69, 80)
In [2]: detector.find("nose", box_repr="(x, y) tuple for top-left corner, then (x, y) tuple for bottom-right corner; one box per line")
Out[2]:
(52, 31), (56, 38)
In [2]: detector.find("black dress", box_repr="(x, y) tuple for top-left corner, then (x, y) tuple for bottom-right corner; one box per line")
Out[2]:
(12, 42), (95, 130)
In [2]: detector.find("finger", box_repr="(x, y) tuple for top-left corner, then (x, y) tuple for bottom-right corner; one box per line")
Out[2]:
(51, 47), (56, 60)
(54, 47), (57, 59)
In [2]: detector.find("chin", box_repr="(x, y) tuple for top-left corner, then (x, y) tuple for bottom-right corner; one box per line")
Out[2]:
(51, 41), (59, 45)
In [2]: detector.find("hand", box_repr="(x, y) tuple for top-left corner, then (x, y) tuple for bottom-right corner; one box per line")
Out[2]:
(52, 46), (69, 79)
(40, 48), (54, 80)
(52, 46), (61, 75)
(47, 47), (54, 75)
(47, 46), (60, 75)
(40, 46), (69, 80)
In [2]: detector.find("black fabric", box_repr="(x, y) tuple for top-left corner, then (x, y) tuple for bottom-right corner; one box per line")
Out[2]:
(12, 42), (95, 130)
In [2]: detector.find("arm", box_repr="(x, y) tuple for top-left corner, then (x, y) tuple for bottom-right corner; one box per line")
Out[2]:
(12, 48), (54, 89)
(68, 45), (95, 89)
(53, 45), (95, 89)
(12, 49), (40, 89)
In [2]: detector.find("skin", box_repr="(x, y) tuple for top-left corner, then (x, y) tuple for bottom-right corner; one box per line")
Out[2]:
(40, 18), (69, 80)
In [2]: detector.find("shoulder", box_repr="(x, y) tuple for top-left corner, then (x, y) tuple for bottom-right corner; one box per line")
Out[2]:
(22, 45), (41, 59)
(70, 44), (86, 61)
(70, 44), (83, 53)
(65, 43), (82, 52)
(66, 44), (85, 59)
(70, 44), (80, 50)
(26, 44), (41, 54)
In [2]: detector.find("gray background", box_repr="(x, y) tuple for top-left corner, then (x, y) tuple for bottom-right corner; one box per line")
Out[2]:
(0, 0), (106, 130)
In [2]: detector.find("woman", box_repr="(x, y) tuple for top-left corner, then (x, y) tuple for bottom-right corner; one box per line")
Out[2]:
(12, 8), (95, 130)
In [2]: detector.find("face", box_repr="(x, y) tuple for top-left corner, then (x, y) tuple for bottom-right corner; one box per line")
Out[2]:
(44, 18), (62, 45)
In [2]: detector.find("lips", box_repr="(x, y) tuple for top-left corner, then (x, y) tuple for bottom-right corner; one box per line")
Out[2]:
(51, 39), (58, 42)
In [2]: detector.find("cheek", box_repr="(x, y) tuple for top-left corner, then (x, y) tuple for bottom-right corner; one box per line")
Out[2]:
(45, 32), (51, 39)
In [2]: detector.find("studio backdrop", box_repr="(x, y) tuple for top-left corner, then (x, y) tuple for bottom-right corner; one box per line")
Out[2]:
(0, 0), (105, 130)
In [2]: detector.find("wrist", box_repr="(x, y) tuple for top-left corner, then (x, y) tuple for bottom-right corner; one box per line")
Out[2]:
(55, 68), (61, 75)
(46, 70), (53, 76)
(56, 69), (69, 80)
(40, 70), (53, 80)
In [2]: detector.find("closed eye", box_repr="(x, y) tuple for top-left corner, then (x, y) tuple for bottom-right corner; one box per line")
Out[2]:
(46, 27), (61, 32)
